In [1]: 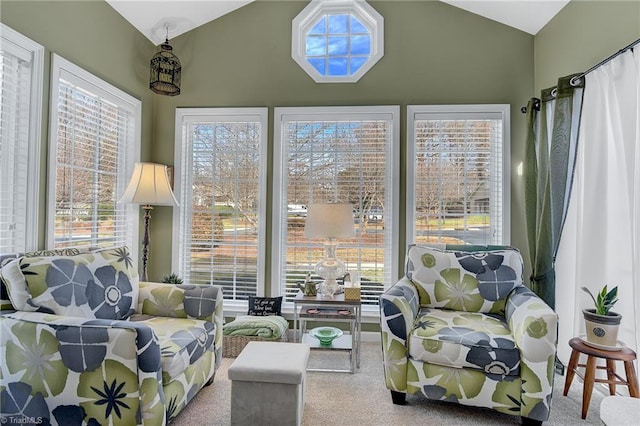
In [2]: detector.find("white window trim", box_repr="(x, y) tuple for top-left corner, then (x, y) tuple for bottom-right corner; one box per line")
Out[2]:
(272, 105), (400, 314)
(47, 54), (141, 254)
(406, 104), (511, 246)
(173, 107), (269, 310)
(291, 0), (384, 83)
(1, 24), (44, 251)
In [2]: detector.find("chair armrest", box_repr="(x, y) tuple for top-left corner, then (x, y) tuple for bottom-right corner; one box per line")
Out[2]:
(379, 277), (420, 392)
(138, 282), (224, 369)
(505, 286), (558, 421)
(0, 311), (165, 425)
(506, 286), (558, 361)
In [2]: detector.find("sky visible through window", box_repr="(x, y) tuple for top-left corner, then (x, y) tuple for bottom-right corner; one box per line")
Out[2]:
(305, 13), (371, 77)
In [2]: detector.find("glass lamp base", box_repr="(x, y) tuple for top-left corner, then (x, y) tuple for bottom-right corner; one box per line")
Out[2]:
(318, 278), (340, 296)
(315, 258), (346, 297)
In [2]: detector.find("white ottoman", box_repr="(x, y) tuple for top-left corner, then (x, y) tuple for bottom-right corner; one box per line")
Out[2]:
(600, 396), (640, 425)
(228, 341), (310, 426)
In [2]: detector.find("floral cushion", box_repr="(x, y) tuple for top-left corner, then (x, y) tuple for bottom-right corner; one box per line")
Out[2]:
(0, 248), (84, 310)
(405, 245), (523, 313)
(132, 315), (215, 383)
(409, 308), (520, 377)
(137, 282), (219, 320)
(1, 246), (138, 320)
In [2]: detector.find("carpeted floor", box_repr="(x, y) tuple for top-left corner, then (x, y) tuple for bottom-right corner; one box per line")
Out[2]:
(171, 341), (608, 425)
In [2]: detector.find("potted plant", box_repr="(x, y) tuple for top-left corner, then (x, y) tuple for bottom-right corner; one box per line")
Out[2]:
(162, 273), (184, 284)
(581, 285), (621, 348)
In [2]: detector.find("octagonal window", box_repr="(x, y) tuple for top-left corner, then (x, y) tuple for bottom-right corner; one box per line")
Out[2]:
(292, 0), (384, 83)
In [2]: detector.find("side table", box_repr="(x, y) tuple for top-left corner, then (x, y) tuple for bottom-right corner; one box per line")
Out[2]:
(563, 337), (639, 419)
(293, 292), (361, 373)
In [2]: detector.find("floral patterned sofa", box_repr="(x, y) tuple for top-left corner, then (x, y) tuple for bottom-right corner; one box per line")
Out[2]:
(380, 245), (558, 425)
(0, 246), (223, 425)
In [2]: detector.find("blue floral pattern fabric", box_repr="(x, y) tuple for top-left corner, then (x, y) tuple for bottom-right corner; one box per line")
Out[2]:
(0, 249), (81, 311)
(0, 382), (51, 425)
(406, 245), (523, 314)
(381, 245), (558, 422)
(410, 308), (520, 377)
(131, 316), (215, 383)
(1, 312), (156, 425)
(1, 247), (138, 320)
(0, 248), (223, 426)
(137, 281), (224, 372)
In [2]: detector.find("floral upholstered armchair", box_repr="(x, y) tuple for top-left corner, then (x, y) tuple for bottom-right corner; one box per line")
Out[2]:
(380, 245), (558, 425)
(0, 246), (223, 425)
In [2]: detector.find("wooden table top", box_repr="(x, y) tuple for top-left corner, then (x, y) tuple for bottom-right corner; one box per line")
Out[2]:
(293, 291), (361, 306)
(569, 337), (637, 361)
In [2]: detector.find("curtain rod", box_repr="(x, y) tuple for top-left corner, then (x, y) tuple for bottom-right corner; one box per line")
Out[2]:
(521, 37), (640, 114)
(573, 37), (639, 82)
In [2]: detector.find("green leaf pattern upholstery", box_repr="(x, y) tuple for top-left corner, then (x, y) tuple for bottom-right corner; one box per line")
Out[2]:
(0, 248), (86, 311)
(138, 281), (224, 372)
(2, 247), (139, 320)
(0, 247), (223, 425)
(381, 245), (558, 422)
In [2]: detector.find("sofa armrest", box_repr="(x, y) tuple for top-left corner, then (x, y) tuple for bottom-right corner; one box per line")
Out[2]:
(138, 282), (222, 321)
(505, 286), (558, 421)
(0, 311), (165, 425)
(138, 282), (224, 369)
(379, 277), (420, 392)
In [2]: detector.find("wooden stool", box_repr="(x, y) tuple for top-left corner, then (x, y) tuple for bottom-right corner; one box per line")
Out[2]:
(563, 337), (639, 419)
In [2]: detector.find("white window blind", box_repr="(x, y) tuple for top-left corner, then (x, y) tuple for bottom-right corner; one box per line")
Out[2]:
(48, 55), (140, 251)
(407, 105), (510, 246)
(273, 106), (399, 308)
(174, 108), (268, 301)
(0, 25), (43, 253)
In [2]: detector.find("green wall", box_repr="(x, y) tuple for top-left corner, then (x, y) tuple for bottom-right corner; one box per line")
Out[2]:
(0, 0), (156, 247)
(6, 0), (636, 302)
(534, 0), (640, 93)
(1, 0), (636, 319)
(150, 0), (535, 291)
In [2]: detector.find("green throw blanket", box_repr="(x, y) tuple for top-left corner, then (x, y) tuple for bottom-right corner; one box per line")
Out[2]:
(223, 315), (288, 339)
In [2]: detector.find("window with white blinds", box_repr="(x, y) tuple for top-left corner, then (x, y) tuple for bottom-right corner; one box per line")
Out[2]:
(0, 25), (43, 253)
(174, 108), (268, 301)
(407, 105), (510, 246)
(47, 55), (140, 251)
(273, 106), (399, 309)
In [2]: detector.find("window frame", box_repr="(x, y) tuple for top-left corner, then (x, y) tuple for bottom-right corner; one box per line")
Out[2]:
(406, 104), (511, 246)
(291, 0), (384, 83)
(173, 107), (269, 310)
(47, 54), (141, 252)
(0, 24), (44, 252)
(272, 105), (400, 314)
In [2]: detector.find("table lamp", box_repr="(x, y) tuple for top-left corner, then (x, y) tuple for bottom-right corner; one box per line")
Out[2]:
(119, 162), (178, 281)
(304, 203), (355, 296)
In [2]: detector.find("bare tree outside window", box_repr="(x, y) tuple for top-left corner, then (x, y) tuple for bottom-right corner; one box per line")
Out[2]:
(176, 110), (267, 302)
(275, 107), (399, 307)
(50, 61), (139, 251)
(409, 105), (509, 247)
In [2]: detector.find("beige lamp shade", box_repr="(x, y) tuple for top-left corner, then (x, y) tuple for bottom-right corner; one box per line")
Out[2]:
(304, 203), (355, 239)
(119, 162), (178, 206)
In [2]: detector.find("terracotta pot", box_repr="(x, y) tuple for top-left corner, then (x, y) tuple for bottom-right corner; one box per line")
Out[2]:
(583, 308), (622, 348)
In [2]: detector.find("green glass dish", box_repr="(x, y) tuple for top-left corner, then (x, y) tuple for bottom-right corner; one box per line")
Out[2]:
(309, 326), (343, 345)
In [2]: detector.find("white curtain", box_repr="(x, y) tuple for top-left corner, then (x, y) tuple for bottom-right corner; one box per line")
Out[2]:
(556, 48), (640, 369)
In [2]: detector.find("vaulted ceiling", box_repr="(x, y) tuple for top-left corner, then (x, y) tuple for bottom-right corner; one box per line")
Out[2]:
(106, 0), (570, 45)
